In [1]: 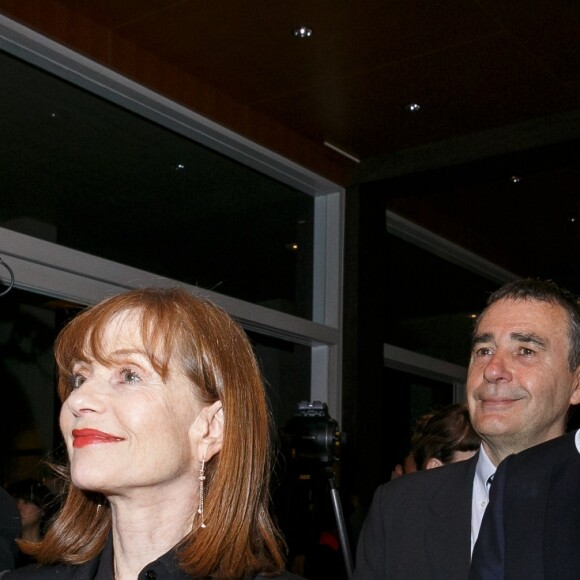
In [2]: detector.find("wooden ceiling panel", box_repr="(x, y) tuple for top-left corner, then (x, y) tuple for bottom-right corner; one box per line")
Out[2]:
(477, 0), (580, 83)
(49, 1), (501, 105)
(252, 32), (580, 158)
(36, 0), (181, 29)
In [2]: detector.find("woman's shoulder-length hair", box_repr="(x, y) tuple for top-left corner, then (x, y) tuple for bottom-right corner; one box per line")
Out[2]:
(27, 286), (286, 578)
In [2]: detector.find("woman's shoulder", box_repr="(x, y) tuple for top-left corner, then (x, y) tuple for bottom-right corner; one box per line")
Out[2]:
(2, 563), (87, 579)
(256, 573), (305, 580)
(3, 569), (305, 580)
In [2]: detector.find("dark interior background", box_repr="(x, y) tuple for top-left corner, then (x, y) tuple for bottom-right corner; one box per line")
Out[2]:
(1, 1), (580, 558)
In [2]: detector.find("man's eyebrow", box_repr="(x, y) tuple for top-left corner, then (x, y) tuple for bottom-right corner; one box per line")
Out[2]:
(471, 332), (548, 350)
(510, 332), (548, 350)
(472, 332), (493, 347)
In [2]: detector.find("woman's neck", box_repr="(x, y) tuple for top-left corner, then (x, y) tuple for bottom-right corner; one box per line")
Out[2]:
(107, 486), (197, 579)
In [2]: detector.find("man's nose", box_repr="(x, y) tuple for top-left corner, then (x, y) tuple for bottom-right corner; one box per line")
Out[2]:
(482, 351), (513, 383)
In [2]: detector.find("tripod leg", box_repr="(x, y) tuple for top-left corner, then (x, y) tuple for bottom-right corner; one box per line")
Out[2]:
(328, 476), (354, 580)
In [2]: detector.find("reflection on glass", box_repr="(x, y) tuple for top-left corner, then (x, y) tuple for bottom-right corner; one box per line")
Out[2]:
(386, 234), (498, 366)
(0, 288), (64, 483)
(0, 50), (314, 318)
(248, 330), (312, 429)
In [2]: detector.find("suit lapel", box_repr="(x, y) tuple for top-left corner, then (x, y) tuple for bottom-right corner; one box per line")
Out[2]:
(425, 453), (478, 580)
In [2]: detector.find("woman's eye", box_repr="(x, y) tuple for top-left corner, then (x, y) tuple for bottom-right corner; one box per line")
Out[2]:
(69, 374), (86, 389)
(120, 367), (141, 384)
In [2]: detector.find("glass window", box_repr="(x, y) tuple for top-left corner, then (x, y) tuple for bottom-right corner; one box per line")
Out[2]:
(248, 331), (312, 428)
(1, 50), (314, 319)
(0, 287), (60, 482)
(386, 233), (499, 367)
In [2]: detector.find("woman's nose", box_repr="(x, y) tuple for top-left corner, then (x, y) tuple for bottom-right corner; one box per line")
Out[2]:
(64, 378), (106, 416)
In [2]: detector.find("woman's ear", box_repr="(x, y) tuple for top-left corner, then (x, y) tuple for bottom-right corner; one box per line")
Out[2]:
(192, 400), (224, 462)
(425, 457), (444, 470)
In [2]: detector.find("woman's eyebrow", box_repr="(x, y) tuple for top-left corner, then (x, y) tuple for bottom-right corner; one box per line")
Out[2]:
(108, 349), (148, 358)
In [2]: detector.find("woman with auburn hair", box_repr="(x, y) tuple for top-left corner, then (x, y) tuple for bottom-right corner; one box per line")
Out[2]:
(6, 287), (303, 579)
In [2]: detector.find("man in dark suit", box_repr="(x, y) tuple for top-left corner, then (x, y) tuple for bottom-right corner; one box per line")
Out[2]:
(469, 428), (580, 580)
(353, 279), (580, 580)
(0, 485), (21, 571)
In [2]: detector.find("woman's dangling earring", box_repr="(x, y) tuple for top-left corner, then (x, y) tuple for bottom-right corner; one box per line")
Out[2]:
(198, 457), (207, 528)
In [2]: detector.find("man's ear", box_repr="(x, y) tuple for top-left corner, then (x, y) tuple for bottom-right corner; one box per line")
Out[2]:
(192, 400), (224, 462)
(570, 366), (580, 406)
(425, 457), (444, 470)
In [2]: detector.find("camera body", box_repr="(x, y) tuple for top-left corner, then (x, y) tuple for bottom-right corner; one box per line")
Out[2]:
(282, 400), (342, 470)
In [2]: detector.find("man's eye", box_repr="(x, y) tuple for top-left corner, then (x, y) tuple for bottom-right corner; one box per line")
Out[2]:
(519, 347), (535, 356)
(69, 374), (86, 389)
(475, 347), (492, 357)
(120, 367), (141, 384)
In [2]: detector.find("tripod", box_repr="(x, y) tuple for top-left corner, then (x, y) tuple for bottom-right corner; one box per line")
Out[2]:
(326, 469), (354, 580)
(279, 400), (352, 578)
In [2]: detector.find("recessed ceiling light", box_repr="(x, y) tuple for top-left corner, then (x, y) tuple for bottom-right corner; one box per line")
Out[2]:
(292, 26), (313, 39)
(405, 103), (422, 113)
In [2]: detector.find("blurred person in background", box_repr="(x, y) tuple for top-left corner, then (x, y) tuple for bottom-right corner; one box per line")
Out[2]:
(412, 403), (480, 470)
(7, 479), (55, 567)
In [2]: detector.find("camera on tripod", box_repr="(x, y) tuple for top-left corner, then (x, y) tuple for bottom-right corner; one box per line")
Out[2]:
(281, 400), (343, 472)
(279, 401), (353, 579)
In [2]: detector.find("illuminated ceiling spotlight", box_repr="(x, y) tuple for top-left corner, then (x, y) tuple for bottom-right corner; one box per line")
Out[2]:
(292, 26), (313, 38)
(405, 103), (422, 113)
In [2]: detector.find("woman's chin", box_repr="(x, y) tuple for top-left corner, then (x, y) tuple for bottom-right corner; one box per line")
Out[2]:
(71, 471), (110, 492)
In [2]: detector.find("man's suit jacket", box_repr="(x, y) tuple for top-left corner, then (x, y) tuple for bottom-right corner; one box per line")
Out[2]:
(470, 430), (580, 580)
(354, 452), (479, 580)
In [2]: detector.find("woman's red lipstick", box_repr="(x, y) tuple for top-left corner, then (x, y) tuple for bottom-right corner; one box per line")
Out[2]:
(72, 429), (123, 448)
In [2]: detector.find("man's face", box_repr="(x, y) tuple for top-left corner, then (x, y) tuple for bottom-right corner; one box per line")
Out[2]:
(467, 298), (580, 460)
